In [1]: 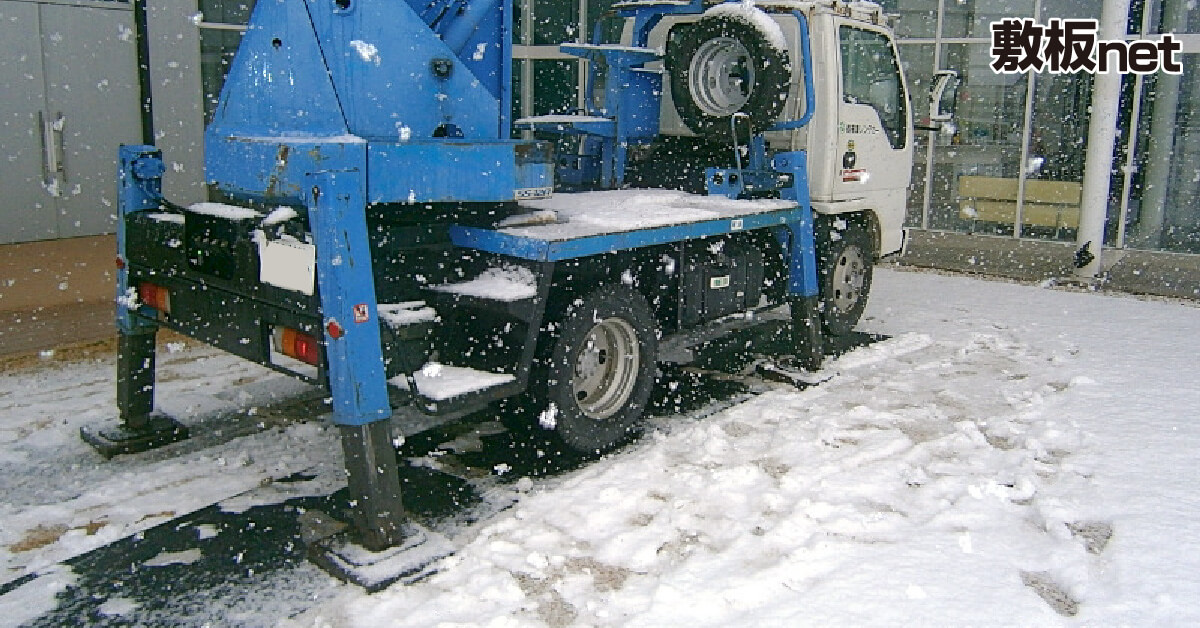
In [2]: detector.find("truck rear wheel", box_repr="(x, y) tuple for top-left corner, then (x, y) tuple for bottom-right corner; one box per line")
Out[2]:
(816, 214), (874, 337)
(666, 13), (791, 139)
(544, 285), (658, 454)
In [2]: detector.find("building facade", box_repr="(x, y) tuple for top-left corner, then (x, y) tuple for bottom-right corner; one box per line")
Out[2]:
(3, 0), (1198, 258)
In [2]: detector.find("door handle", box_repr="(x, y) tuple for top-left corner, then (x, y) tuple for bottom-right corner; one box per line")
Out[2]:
(37, 110), (54, 191)
(51, 112), (67, 185)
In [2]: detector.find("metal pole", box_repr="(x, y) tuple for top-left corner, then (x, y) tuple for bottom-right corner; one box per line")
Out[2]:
(578, 0), (588, 111)
(1013, 0), (1042, 240)
(920, 0), (946, 231)
(133, 0), (155, 145)
(1131, 0), (1187, 248)
(1075, 0), (1132, 279)
(1014, 71), (1037, 239)
(307, 155), (404, 550)
(521, 0), (534, 139)
(1115, 1), (1155, 249)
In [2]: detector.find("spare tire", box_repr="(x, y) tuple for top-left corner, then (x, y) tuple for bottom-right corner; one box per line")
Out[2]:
(666, 12), (792, 139)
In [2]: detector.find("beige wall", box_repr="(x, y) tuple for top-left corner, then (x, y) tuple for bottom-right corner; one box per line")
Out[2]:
(0, 235), (115, 313)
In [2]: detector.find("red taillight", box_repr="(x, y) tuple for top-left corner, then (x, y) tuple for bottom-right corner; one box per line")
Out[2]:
(137, 282), (171, 313)
(276, 327), (320, 366)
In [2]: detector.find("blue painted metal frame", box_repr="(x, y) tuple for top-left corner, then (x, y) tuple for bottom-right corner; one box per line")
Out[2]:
(772, 151), (820, 298)
(367, 141), (551, 205)
(769, 11), (817, 132)
(205, 0), (548, 205)
(707, 10), (817, 200)
(617, 0), (704, 47)
(450, 208), (801, 262)
(304, 148), (391, 427)
(307, 0), (507, 140)
(116, 145), (166, 334)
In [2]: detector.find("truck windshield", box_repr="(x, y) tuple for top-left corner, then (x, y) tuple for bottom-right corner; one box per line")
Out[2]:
(839, 26), (907, 149)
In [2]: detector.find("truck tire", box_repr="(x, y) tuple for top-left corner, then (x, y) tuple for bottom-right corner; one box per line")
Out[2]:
(666, 13), (791, 139)
(816, 214), (874, 337)
(544, 285), (657, 454)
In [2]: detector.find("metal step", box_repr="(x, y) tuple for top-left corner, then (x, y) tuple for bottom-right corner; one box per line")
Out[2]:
(514, 114), (616, 137)
(392, 364), (526, 416)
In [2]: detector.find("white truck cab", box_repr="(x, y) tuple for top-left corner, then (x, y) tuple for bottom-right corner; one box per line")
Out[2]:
(644, 1), (915, 258)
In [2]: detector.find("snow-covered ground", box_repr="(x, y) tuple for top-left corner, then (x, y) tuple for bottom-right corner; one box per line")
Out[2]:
(2, 267), (1199, 626)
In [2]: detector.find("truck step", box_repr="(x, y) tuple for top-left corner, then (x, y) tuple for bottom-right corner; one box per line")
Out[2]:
(392, 364), (525, 416)
(395, 364), (517, 402)
(425, 266), (541, 319)
(514, 114), (616, 137)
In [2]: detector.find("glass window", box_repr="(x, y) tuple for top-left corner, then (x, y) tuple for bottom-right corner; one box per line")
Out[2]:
(924, 43), (1029, 234)
(1126, 55), (1200, 252)
(942, 0), (1036, 39)
(840, 26), (907, 149)
(1022, 72), (1093, 242)
(197, 1), (256, 124)
(897, 43), (935, 224)
(884, 0), (941, 40)
(533, 0), (579, 46)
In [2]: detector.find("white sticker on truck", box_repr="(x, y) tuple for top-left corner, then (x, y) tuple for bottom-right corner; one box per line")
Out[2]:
(257, 235), (316, 295)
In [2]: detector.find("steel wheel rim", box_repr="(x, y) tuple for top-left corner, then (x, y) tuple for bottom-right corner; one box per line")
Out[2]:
(572, 317), (640, 420)
(690, 37), (755, 117)
(831, 245), (867, 313)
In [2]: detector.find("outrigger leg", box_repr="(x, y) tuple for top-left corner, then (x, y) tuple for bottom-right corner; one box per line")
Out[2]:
(301, 152), (447, 589)
(779, 150), (825, 371)
(82, 146), (188, 457)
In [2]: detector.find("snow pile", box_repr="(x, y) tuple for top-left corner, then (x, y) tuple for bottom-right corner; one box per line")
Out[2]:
(378, 302), (438, 328)
(187, 202), (261, 221)
(511, 189), (795, 241)
(294, 325), (1101, 625)
(261, 206), (298, 227)
(430, 265), (539, 302)
(146, 212), (185, 225)
(705, 1), (789, 55)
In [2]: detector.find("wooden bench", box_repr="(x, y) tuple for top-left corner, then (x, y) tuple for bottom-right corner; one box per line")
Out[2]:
(958, 175), (1082, 233)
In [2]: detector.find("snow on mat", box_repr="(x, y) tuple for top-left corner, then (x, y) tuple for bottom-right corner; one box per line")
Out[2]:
(392, 363), (516, 401)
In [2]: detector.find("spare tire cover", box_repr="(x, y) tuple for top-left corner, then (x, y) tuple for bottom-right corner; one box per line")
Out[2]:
(666, 12), (792, 138)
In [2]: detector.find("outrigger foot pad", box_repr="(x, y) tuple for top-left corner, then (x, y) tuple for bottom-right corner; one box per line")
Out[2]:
(80, 413), (189, 458)
(307, 518), (455, 592)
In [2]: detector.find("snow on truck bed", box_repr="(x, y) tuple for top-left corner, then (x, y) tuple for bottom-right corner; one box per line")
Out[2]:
(502, 189), (797, 242)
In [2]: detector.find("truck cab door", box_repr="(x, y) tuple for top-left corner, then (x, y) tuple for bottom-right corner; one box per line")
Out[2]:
(826, 22), (912, 254)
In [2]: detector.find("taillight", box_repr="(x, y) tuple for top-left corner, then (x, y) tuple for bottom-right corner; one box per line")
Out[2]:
(274, 327), (320, 366)
(137, 282), (171, 313)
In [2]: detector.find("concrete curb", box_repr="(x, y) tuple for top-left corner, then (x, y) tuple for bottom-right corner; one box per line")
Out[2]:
(900, 229), (1200, 301)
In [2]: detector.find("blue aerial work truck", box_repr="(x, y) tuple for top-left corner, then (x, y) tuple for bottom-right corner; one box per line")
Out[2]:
(84, 0), (956, 571)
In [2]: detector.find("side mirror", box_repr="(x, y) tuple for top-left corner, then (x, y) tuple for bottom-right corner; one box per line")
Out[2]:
(929, 70), (959, 122)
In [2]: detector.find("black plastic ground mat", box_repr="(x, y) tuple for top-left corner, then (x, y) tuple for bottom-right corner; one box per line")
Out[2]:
(14, 464), (480, 628)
